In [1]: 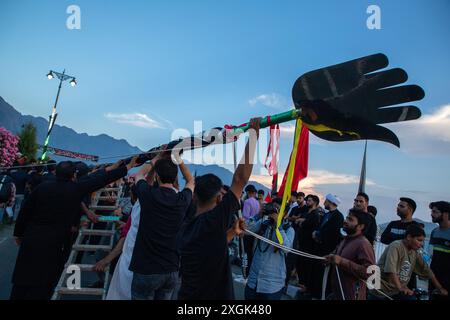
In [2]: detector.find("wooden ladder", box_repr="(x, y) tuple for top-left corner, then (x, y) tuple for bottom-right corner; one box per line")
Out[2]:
(51, 186), (123, 300)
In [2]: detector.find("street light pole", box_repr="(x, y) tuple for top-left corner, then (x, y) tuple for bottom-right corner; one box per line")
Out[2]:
(40, 69), (77, 161)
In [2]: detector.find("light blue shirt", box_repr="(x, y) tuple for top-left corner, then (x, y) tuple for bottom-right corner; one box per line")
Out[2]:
(246, 217), (295, 294)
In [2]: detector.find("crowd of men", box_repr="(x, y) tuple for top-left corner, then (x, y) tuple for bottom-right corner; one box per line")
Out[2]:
(0, 120), (449, 300)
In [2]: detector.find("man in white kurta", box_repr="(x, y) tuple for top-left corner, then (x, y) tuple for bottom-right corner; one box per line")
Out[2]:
(106, 200), (140, 300)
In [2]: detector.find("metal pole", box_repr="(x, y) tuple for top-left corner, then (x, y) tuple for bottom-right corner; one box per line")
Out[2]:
(40, 70), (65, 161)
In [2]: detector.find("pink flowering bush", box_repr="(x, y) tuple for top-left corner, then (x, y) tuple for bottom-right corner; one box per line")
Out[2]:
(0, 127), (20, 167)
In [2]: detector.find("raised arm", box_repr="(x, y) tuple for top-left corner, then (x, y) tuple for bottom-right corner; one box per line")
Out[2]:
(77, 156), (138, 195)
(179, 161), (194, 193)
(135, 147), (166, 182)
(93, 237), (126, 272)
(230, 118), (261, 201)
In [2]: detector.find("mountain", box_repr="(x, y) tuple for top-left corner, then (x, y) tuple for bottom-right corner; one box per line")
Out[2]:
(0, 96), (142, 161)
(0, 95), (269, 193)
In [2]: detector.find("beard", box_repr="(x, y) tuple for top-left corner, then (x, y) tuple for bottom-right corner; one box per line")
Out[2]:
(343, 225), (357, 235)
(397, 210), (406, 219)
(432, 216), (442, 223)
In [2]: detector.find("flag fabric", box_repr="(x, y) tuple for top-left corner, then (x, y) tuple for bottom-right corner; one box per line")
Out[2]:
(264, 124), (280, 194)
(275, 119), (309, 244)
(278, 121), (309, 198)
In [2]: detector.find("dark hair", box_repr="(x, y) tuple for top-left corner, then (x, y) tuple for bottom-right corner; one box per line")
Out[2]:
(405, 224), (426, 238)
(257, 189), (265, 195)
(297, 192), (305, 198)
(400, 197), (417, 213)
(429, 201), (450, 214)
(245, 184), (257, 193)
(348, 208), (368, 231)
(27, 172), (43, 191)
(46, 160), (57, 172)
(56, 161), (76, 181)
(223, 185), (230, 192)
(194, 174), (223, 204)
(357, 192), (369, 203)
(272, 197), (283, 205)
(291, 191), (298, 197)
(367, 205), (378, 217)
(154, 159), (178, 184)
(75, 161), (90, 178)
(34, 165), (44, 174)
(306, 194), (320, 206)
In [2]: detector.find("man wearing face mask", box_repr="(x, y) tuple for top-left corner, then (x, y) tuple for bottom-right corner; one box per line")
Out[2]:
(325, 209), (375, 300)
(244, 198), (295, 300)
(381, 197), (422, 245)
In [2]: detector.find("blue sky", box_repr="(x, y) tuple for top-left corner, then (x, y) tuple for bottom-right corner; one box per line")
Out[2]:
(0, 0), (449, 223)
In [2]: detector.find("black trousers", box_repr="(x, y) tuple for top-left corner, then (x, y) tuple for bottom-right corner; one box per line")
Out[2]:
(285, 252), (298, 286)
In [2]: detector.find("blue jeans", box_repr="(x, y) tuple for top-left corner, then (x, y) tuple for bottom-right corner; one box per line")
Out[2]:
(244, 285), (283, 300)
(131, 272), (178, 300)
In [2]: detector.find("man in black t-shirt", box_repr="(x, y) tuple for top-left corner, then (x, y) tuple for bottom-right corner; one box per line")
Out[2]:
(130, 151), (194, 300)
(381, 197), (422, 245)
(178, 118), (261, 300)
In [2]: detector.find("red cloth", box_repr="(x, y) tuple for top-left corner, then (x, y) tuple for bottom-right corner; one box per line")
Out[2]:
(278, 124), (309, 198)
(120, 216), (132, 238)
(265, 124), (280, 194)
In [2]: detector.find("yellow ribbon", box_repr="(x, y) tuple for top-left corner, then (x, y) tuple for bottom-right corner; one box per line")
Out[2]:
(275, 118), (303, 244)
(303, 123), (360, 139)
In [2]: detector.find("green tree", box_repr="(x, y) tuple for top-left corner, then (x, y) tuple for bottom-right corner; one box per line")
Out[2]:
(17, 122), (38, 160)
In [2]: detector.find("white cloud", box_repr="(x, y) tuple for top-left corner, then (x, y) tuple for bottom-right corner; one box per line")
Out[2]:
(105, 112), (164, 129)
(248, 93), (289, 109)
(299, 170), (375, 188)
(386, 104), (450, 154)
(251, 169), (375, 190)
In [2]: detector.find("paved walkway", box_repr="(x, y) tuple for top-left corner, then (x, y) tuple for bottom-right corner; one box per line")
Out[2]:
(0, 224), (18, 300)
